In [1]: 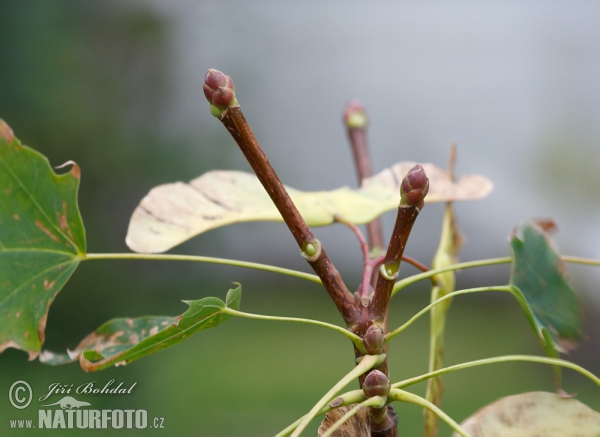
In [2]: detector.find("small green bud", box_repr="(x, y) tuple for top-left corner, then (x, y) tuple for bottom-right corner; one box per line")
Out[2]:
(379, 264), (399, 281)
(362, 370), (391, 398)
(300, 240), (322, 262)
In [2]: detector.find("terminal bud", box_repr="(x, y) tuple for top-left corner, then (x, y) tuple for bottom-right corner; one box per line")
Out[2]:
(343, 100), (368, 129)
(203, 69), (237, 117)
(400, 164), (429, 209)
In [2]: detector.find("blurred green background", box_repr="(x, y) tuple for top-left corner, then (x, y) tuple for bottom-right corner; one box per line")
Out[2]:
(1, 1), (599, 436)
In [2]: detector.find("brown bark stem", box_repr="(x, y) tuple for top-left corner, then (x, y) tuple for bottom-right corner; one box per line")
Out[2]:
(347, 127), (385, 252)
(219, 105), (359, 324)
(369, 205), (420, 321)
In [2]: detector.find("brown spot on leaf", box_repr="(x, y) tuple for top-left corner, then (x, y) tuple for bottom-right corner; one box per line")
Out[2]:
(24, 332), (29, 338)
(0, 119), (15, 142)
(532, 218), (558, 234)
(329, 397), (344, 408)
(43, 279), (56, 290)
(38, 313), (48, 349)
(126, 318), (135, 328)
(35, 220), (60, 243)
(58, 204), (68, 230)
(128, 334), (140, 344)
(13, 214), (19, 220)
(70, 164), (81, 180)
(149, 326), (159, 336)
(115, 360), (127, 367)
(55, 160), (81, 180)
(15, 312), (20, 318)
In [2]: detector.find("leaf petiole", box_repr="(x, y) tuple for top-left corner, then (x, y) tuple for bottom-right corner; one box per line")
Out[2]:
(385, 286), (513, 342)
(288, 354), (386, 436)
(320, 396), (385, 437)
(222, 307), (367, 353)
(392, 255), (600, 296)
(389, 388), (470, 437)
(84, 253), (321, 284)
(276, 390), (365, 437)
(392, 355), (600, 390)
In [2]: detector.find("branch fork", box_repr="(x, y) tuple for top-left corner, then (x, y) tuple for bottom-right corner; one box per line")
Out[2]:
(204, 69), (429, 437)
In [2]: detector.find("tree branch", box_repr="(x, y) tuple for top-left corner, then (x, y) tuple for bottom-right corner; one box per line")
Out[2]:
(204, 69), (359, 324)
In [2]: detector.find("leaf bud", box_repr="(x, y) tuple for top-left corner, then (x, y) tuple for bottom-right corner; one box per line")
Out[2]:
(362, 324), (384, 354)
(400, 164), (429, 209)
(362, 370), (391, 398)
(342, 100), (368, 129)
(203, 69), (238, 117)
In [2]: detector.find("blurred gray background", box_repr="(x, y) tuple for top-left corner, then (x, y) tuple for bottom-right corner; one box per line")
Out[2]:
(1, 1), (599, 435)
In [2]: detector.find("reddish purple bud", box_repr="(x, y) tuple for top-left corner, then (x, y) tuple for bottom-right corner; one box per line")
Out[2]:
(400, 164), (429, 209)
(203, 69), (237, 115)
(362, 324), (384, 355)
(343, 100), (368, 129)
(362, 370), (391, 398)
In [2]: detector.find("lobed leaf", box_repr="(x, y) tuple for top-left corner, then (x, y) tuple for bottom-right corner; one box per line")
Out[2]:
(0, 120), (85, 359)
(42, 285), (242, 371)
(454, 391), (600, 437)
(509, 221), (583, 352)
(126, 162), (493, 253)
(509, 221), (583, 386)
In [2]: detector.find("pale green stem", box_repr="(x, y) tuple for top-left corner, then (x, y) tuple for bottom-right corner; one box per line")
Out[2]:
(320, 396), (385, 437)
(276, 390), (365, 437)
(392, 257), (511, 295)
(562, 255), (600, 267)
(393, 355), (600, 389)
(222, 307), (367, 354)
(392, 255), (600, 296)
(385, 286), (513, 342)
(389, 388), (470, 437)
(289, 354), (386, 437)
(84, 253), (320, 284)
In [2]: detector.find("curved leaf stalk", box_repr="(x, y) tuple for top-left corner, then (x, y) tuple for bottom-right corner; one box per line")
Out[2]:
(221, 307), (367, 354)
(320, 397), (386, 437)
(289, 354), (386, 437)
(84, 253), (320, 284)
(392, 355), (600, 390)
(385, 286), (513, 342)
(276, 390), (366, 437)
(389, 388), (470, 437)
(392, 257), (512, 296)
(392, 255), (600, 297)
